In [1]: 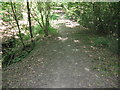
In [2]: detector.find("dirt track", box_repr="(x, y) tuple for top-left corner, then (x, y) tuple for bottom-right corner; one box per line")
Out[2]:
(2, 17), (118, 88)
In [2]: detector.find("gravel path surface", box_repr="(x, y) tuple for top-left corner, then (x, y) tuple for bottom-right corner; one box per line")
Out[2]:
(2, 17), (118, 88)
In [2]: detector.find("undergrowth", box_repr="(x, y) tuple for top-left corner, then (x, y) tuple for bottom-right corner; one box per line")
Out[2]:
(2, 25), (58, 67)
(33, 25), (58, 36)
(2, 42), (34, 67)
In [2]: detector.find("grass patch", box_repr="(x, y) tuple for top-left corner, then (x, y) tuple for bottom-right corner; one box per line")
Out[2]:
(33, 24), (58, 36)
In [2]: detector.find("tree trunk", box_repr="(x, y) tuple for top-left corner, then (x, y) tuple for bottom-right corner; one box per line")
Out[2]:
(10, 2), (25, 48)
(27, 1), (34, 44)
(44, 2), (50, 37)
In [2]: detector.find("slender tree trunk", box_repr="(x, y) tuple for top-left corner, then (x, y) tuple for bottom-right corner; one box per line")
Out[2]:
(44, 12), (49, 37)
(27, 1), (34, 44)
(40, 10), (48, 37)
(10, 2), (25, 48)
(31, 11), (43, 29)
(37, 2), (50, 37)
(44, 3), (50, 37)
(40, 11), (45, 27)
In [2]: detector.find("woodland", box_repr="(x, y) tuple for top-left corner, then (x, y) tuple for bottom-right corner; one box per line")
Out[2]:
(1, 1), (119, 88)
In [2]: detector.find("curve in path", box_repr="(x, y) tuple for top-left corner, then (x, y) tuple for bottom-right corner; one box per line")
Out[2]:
(2, 17), (118, 88)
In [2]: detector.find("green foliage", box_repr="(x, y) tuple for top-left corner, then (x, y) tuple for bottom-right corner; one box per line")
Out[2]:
(2, 16), (12, 22)
(23, 34), (31, 41)
(64, 2), (119, 36)
(2, 2), (118, 68)
(64, 2), (93, 28)
(2, 49), (15, 66)
(90, 37), (109, 47)
(107, 37), (118, 54)
(50, 14), (60, 20)
(90, 36), (118, 53)
(34, 24), (58, 36)
(48, 26), (58, 35)
(12, 51), (29, 63)
(34, 25), (44, 35)
(2, 43), (33, 67)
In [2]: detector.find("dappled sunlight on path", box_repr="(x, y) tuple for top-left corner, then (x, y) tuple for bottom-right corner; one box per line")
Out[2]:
(2, 14), (118, 88)
(51, 15), (81, 29)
